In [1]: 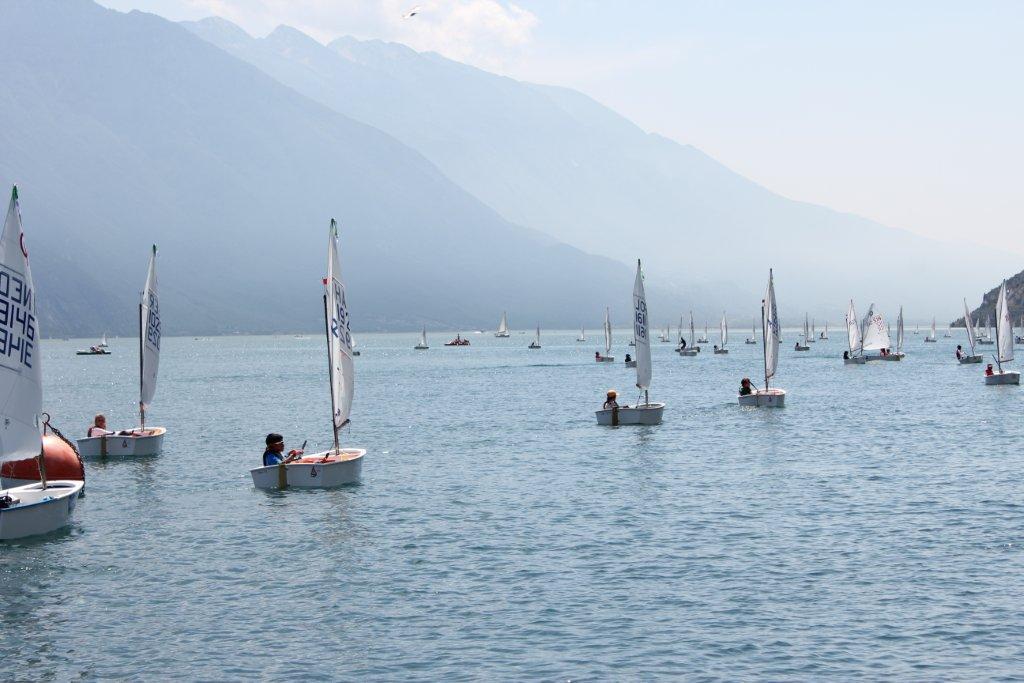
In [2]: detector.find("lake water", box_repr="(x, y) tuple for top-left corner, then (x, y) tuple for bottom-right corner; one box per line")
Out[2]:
(3, 329), (1023, 680)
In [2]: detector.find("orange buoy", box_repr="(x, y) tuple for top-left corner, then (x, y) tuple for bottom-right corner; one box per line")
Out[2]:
(0, 435), (85, 483)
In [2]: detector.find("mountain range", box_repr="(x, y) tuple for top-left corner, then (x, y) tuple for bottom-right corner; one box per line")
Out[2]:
(0, 0), (1016, 336)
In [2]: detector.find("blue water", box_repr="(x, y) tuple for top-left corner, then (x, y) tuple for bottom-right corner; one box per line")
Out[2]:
(3, 330), (1024, 680)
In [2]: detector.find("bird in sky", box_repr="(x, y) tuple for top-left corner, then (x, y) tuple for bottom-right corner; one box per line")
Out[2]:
(402, 5), (421, 19)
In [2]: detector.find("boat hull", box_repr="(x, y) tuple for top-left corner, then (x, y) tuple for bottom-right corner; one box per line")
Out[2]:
(985, 371), (1020, 385)
(678, 348), (698, 356)
(250, 449), (365, 489)
(978, 340), (994, 345)
(958, 355), (983, 364)
(795, 345), (809, 351)
(494, 333), (510, 338)
(738, 388), (786, 407)
(745, 340), (757, 344)
(924, 338), (937, 343)
(76, 427), (166, 458)
(625, 360), (637, 367)
(414, 345), (429, 350)
(528, 344), (541, 349)
(844, 356), (866, 365)
(0, 480), (83, 540)
(595, 403), (665, 426)
(595, 356), (615, 362)
(76, 350), (110, 356)
(865, 353), (904, 361)
(713, 349), (729, 354)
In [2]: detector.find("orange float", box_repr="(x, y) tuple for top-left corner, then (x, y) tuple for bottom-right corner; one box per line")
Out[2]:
(0, 434), (85, 484)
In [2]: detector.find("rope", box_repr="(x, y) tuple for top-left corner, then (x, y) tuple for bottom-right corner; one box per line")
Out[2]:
(41, 413), (86, 486)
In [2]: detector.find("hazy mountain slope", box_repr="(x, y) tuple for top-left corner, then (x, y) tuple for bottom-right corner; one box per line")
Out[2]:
(955, 270), (1024, 329)
(185, 19), (1019, 319)
(0, 0), (660, 336)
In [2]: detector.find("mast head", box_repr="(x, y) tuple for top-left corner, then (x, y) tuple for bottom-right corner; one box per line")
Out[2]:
(10, 185), (18, 201)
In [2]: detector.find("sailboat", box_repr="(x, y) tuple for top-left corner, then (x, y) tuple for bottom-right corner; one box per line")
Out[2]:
(978, 315), (994, 344)
(76, 245), (166, 458)
(528, 324), (541, 349)
(414, 325), (429, 350)
(0, 186), (83, 540)
(698, 323), (709, 344)
(944, 326), (952, 338)
(860, 304), (893, 361)
(820, 321), (829, 340)
(596, 260), (664, 425)
(678, 311), (699, 356)
(351, 334), (361, 356)
(251, 219), (365, 489)
(795, 313), (810, 351)
(76, 338), (111, 355)
(844, 300), (866, 364)
(714, 313), (729, 354)
(808, 318), (816, 343)
(878, 306), (906, 360)
(576, 325), (586, 342)
(495, 311), (510, 338)
(984, 281), (1019, 385)
(745, 317), (757, 344)
(924, 317), (937, 342)
(739, 269), (785, 407)
(99, 332), (109, 348)
(958, 299), (983, 363)
(596, 307), (615, 362)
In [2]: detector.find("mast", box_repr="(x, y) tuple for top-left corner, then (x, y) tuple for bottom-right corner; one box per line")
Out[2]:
(323, 292), (339, 451)
(761, 298), (769, 390)
(138, 300), (145, 429)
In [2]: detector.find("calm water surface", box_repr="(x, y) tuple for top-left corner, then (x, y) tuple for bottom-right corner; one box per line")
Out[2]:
(2, 330), (1024, 680)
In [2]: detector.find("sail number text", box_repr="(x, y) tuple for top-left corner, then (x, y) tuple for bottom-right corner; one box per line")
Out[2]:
(0, 267), (36, 368)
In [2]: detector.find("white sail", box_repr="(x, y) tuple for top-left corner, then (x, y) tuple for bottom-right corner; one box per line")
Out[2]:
(997, 280), (1013, 365)
(497, 311), (508, 335)
(930, 317), (937, 339)
(420, 326), (427, 347)
(963, 299), (978, 353)
(100, 332), (108, 347)
(690, 312), (696, 345)
(0, 187), (42, 465)
(861, 304), (891, 351)
(720, 312), (728, 348)
(803, 313), (809, 340)
(633, 260), (652, 392)
(763, 270), (780, 384)
(896, 306), (904, 353)
(139, 245), (160, 423)
(603, 307), (612, 355)
(534, 323), (541, 345)
(326, 219), (354, 444)
(846, 300), (862, 355)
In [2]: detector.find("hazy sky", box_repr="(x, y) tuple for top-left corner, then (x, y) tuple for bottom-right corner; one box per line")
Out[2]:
(98, 0), (1024, 254)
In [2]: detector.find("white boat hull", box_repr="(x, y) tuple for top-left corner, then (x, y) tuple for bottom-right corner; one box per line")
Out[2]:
(958, 355), (983, 364)
(250, 449), (365, 489)
(985, 371), (1020, 385)
(0, 480), (83, 540)
(414, 345), (429, 350)
(678, 348), (698, 356)
(924, 338), (937, 343)
(738, 388), (786, 407)
(528, 344), (541, 349)
(495, 332), (510, 338)
(595, 403), (665, 426)
(875, 353), (905, 361)
(596, 355), (615, 362)
(76, 427), (166, 458)
(713, 348), (729, 354)
(978, 340), (994, 345)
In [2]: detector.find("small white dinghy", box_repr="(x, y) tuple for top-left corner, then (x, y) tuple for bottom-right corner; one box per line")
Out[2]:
(794, 313), (810, 351)
(820, 321), (829, 340)
(739, 269), (785, 407)
(77, 245), (166, 458)
(414, 325), (429, 350)
(877, 306), (906, 360)
(808, 318), (816, 343)
(495, 311), (510, 337)
(745, 317), (757, 344)
(678, 311), (699, 356)
(958, 299), (984, 364)
(596, 307), (615, 362)
(596, 260), (664, 425)
(978, 315), (994, 345)
(984, 280), (1019, 385)
(843, 300), (866, 364)
(924, 317), (938, 342)
(528, 324), (541, 349)
(713, 313), (729, 354)
(0, 187), (83, 540)
(860, 304), (894, 361)
(698, 323), (709, 344)
(251, 219), (365, 489)
(576, 325), (586, 342)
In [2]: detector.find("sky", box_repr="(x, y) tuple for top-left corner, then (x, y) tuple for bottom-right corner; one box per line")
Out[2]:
(97, 0), (1024, 254)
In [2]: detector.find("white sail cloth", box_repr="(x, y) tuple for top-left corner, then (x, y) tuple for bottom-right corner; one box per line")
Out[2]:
(846, 300), (862, 355)
(763, 270), (779, 382)
(140, 245), (160, 414)
(497, 312), (508, 335)
(632, 260), (651, 391)
(997, 280), (1014, 364)
(861, 304), (891, 351)
(896, 306), (905, 353)
(720, 313), (728, 347)
(327, 219), (355, 432)
(0, 187), (42, 465)
(963, 299), (978, 352)
(603, 307), (612, 354)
